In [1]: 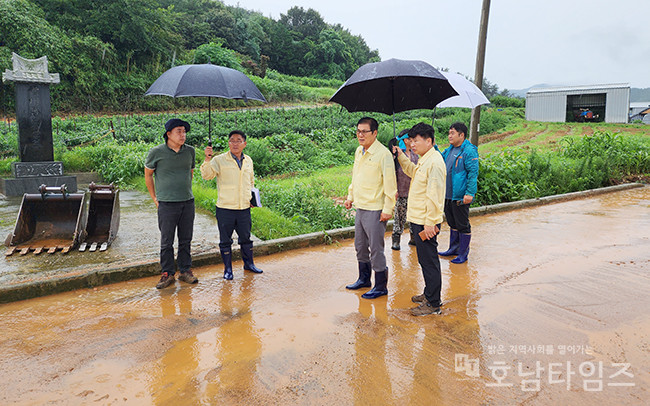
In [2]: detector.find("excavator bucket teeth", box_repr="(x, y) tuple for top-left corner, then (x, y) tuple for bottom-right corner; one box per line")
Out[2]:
(5, 186), (86, 255)
(6, 183), (120, 255)
(84, 184), (120, 252)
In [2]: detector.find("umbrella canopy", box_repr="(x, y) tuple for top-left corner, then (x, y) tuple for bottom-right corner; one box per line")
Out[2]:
(145, 64), (266, 143)
(329, 58), (458, 115)
(436, 72), (490, 108)
(145, 64), (266, 101)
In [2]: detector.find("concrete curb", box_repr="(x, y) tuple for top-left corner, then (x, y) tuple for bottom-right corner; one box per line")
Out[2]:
(0, 182), (644, 304)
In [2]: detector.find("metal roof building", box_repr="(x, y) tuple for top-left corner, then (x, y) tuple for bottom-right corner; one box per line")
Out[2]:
(526, 84), (630, 123)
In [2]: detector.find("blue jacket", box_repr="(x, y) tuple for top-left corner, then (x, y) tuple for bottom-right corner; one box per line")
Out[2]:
(441, 139), (479, 200)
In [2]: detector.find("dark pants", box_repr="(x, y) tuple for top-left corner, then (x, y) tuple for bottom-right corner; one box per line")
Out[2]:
(216, 207), (252, 250)
(444, 199), (471, 233)
(411, 223), (442, 306)
(158, 199), (195, 275)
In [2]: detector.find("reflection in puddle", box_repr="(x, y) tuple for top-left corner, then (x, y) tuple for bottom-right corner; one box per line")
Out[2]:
(0, 186), (648, 404)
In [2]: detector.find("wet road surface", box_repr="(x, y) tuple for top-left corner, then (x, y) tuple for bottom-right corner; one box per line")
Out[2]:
(0, 186), (648, 405)
(0, 190), (256, 286)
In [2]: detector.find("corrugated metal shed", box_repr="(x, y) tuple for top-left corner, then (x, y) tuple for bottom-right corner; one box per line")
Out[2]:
(526, 84), (630, 123)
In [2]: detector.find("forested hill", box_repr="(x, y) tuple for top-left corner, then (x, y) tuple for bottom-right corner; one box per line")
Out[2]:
(0, 0), (378, 112)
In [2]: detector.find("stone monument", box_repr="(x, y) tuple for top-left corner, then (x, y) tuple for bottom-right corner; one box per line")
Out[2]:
(1, 52), (77, 196)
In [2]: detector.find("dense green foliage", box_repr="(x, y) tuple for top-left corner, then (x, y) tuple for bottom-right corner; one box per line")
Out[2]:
(259, 181), (353, 232)
(490, 95), (525, 108)
(474, 132), (650, 205)
(559, 131), (650, 176)
(0, 0), (376, 113)
(1, 101), (647, 240)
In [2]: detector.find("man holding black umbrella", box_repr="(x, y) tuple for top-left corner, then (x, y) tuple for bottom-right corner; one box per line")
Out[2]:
(393, 123), (446, 316)
(201, 130), (263, 280)
(345, 117), (397, 299)
(145, 118), (198, 289)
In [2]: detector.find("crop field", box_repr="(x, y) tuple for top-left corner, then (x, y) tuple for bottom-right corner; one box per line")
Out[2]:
(0, 105), (648, 240)
(478, 120), (650, 155)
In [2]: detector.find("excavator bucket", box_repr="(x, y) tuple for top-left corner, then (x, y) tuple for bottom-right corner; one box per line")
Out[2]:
(79, 183), (120, 252)
(5, 185), (87, 256)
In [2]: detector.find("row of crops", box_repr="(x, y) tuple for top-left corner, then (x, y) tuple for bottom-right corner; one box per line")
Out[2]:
(0, 105), (519, 159)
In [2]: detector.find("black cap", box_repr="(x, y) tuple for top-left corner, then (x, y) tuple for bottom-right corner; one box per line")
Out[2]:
(163, 118), (190, 139)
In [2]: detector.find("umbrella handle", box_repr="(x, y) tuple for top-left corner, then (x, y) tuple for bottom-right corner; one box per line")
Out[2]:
(208, 97), (212, 147)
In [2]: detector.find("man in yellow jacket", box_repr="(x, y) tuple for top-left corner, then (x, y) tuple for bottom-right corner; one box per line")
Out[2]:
(345, 117), (397, 299)
(201, 130), (263, 280)
(393, 123), (446, 316)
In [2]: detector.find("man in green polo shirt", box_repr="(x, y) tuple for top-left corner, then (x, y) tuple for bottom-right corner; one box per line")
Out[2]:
(145, 118), (198, 289)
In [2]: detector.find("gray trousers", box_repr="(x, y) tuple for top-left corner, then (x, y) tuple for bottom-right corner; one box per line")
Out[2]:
(354, 209), (387, 273)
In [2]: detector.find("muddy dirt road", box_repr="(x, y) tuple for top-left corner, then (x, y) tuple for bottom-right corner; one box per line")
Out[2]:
(0, 187), (648, 405)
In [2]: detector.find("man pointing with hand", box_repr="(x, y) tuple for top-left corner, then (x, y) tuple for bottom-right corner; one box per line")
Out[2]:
(393, 123), (446, 316)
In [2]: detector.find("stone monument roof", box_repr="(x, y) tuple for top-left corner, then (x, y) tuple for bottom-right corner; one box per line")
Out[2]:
(2, 52), (60, 84)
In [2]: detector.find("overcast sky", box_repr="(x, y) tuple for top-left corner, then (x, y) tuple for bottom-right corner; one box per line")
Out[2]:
(223, 0), (650, 91)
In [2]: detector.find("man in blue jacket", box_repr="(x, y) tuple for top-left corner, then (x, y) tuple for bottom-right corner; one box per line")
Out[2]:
(438, 122), (479, 264)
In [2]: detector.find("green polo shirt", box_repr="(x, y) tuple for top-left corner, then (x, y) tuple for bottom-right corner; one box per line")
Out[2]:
(145, 143), (195, 202)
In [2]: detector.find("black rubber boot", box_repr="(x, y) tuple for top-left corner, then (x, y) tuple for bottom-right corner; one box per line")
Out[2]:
(221, 248), (233, 280)
(361, 268), (388, 299)
(241, 243), (263, 273)
(346, 262), (372, 290)
(391, 233), (401, 250)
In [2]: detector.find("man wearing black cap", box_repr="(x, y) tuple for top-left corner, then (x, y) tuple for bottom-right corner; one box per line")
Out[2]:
(145, 118), (198, 289)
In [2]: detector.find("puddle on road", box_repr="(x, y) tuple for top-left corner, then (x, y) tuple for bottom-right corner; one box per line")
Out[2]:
(0, 186), (648, 404)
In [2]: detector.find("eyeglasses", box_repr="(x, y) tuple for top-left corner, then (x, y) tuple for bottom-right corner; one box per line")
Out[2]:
(229, 139), (245, 144)
(356, 129), (373, 135)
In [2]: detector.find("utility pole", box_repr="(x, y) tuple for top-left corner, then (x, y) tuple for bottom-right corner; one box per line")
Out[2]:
(469, 0), (491, 146)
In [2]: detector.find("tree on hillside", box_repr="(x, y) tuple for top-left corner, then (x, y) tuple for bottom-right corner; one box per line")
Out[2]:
(279, 6), (326, 41)
(304, 29), (353, 80)
(332, 24), (380, 69)
(205, 7), (237, 49)
(35, 0), (181, 67)
(227, 7), (265, 61)
(1, 0), (387, 112)
(193, 41), (240, 69)
(160, 0), (215, 49)
(258, 17), (295, 74)
(1, 0), (123, 111)
(480, 78), (500, 98)
(1, 0), (72, 68)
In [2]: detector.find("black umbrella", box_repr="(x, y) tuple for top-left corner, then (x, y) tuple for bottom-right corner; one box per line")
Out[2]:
(145, 64), (266, 144)
(329, 58), (458, 134)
